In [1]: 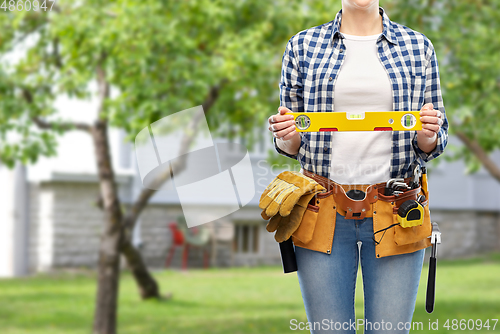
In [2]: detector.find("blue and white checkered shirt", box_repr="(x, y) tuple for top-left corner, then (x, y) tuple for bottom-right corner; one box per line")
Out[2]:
(275, 7), (449, 180)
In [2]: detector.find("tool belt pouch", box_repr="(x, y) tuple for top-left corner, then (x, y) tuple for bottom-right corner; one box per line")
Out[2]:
(377, 177), (432, 246)
(292, 199), (319, 244)
(292, 190), (336, 254)
(393, 202), (431, 245)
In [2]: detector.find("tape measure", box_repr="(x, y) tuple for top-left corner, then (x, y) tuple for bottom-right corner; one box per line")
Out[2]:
(397, 200), (424, 228)
(287, 111), (422, 132)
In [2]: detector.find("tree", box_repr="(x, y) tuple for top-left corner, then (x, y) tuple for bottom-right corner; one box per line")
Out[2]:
(0, 1), (333, 333)
(385, 0), (500, 181)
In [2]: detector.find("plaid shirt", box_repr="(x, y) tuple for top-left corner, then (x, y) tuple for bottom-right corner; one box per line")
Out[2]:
(275, 7), (449, 180)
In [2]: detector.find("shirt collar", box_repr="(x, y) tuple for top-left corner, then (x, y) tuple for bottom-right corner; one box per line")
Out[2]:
(331, 7), (398, 45)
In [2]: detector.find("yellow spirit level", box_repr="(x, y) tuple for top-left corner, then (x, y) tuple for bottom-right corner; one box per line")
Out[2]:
(287, 111), (422, 132)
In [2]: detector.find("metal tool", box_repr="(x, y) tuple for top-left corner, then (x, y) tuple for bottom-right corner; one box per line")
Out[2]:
(409, 165), (422, 189)
(426, 222), (441, 313)
(386, 165), (421, 197)
(386, 178), (404, 188)
(385, 178), (405, 196)
(392, 182), (411, 190)
(417, 194), (426, 203)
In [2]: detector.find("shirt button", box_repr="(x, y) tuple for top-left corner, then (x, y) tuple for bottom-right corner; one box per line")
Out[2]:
(340, 49), (344, 53)
(324, 147), (328, 152)
(329, 77), (333, 81)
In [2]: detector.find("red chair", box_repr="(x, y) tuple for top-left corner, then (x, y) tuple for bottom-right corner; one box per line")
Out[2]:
(165, 221), (210, 270)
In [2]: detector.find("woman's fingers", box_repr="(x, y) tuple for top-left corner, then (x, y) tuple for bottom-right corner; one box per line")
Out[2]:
(419, 105), (444, 137)
(272, 123), (297, 140)
(419, 103), (434, 116)
(268, 106), (297, 140)
(280, 128), (298, 141)
(269, 120), (295, 132)
(419, 109), (442, 117)
(420, 115), (443, 126)
(277, 106), (292, 115)
(421, 122), (440, 137)
(269, 113), (294, 125)
(269, 106), (293, 124)
(422, 123), (440, 132)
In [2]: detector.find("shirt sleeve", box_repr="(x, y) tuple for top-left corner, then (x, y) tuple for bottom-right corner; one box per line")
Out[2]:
(412, 46), (449, 162)
(273, 38), (304, 160)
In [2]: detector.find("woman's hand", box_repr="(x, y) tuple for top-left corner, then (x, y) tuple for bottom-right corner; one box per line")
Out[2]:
(417, 103), (444, 153)
(268, 106), (300, 141)
(269, 106), (301, 156)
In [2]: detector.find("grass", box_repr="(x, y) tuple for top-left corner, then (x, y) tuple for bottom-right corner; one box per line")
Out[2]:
(0, 253), (499, 334)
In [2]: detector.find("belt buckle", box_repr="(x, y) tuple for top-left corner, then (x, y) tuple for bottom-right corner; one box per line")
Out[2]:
(345, 207), (367, 220)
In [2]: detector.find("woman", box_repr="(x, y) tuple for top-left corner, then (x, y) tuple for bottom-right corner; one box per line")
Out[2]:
(268, 1), (448, 333)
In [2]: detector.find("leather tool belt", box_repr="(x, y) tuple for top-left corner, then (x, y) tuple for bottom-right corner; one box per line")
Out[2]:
(302, 169), (423, 220)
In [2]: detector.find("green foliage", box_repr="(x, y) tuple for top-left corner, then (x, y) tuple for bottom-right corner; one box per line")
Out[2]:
(384, 0), (500, 171)
(4, 1), (496, 175)
(0, 0), (341, 166)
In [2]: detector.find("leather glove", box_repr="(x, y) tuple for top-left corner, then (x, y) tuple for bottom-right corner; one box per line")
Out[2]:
(259, 171), (324, 217)
(265, 191), (317, 243)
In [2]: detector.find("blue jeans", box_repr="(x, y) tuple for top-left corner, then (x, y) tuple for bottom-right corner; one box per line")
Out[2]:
(295, 212), (425, 334)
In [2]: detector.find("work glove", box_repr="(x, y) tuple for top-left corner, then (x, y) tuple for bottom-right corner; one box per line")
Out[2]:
(265, 191), (317, 243)
(259, 171), (324, 217)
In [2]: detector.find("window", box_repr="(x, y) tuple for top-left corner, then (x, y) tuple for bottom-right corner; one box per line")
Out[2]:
(233, 223), (259, 254)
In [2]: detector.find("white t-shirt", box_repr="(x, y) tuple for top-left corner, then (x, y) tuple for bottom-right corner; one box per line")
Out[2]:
(330, 33), (393, 185)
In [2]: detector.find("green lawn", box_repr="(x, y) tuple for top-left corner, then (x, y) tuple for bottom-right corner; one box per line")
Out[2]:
(0, 253), (499, 334)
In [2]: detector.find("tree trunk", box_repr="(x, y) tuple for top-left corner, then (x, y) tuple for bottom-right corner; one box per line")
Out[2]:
(89, 79), (227, 332)
(456, 131), (500, 183)
(121, 238), (160, 299)
(91, 120), (124, 334)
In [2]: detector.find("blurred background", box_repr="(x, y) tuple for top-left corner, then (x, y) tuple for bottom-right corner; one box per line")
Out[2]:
(0, 1), (499, 333)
